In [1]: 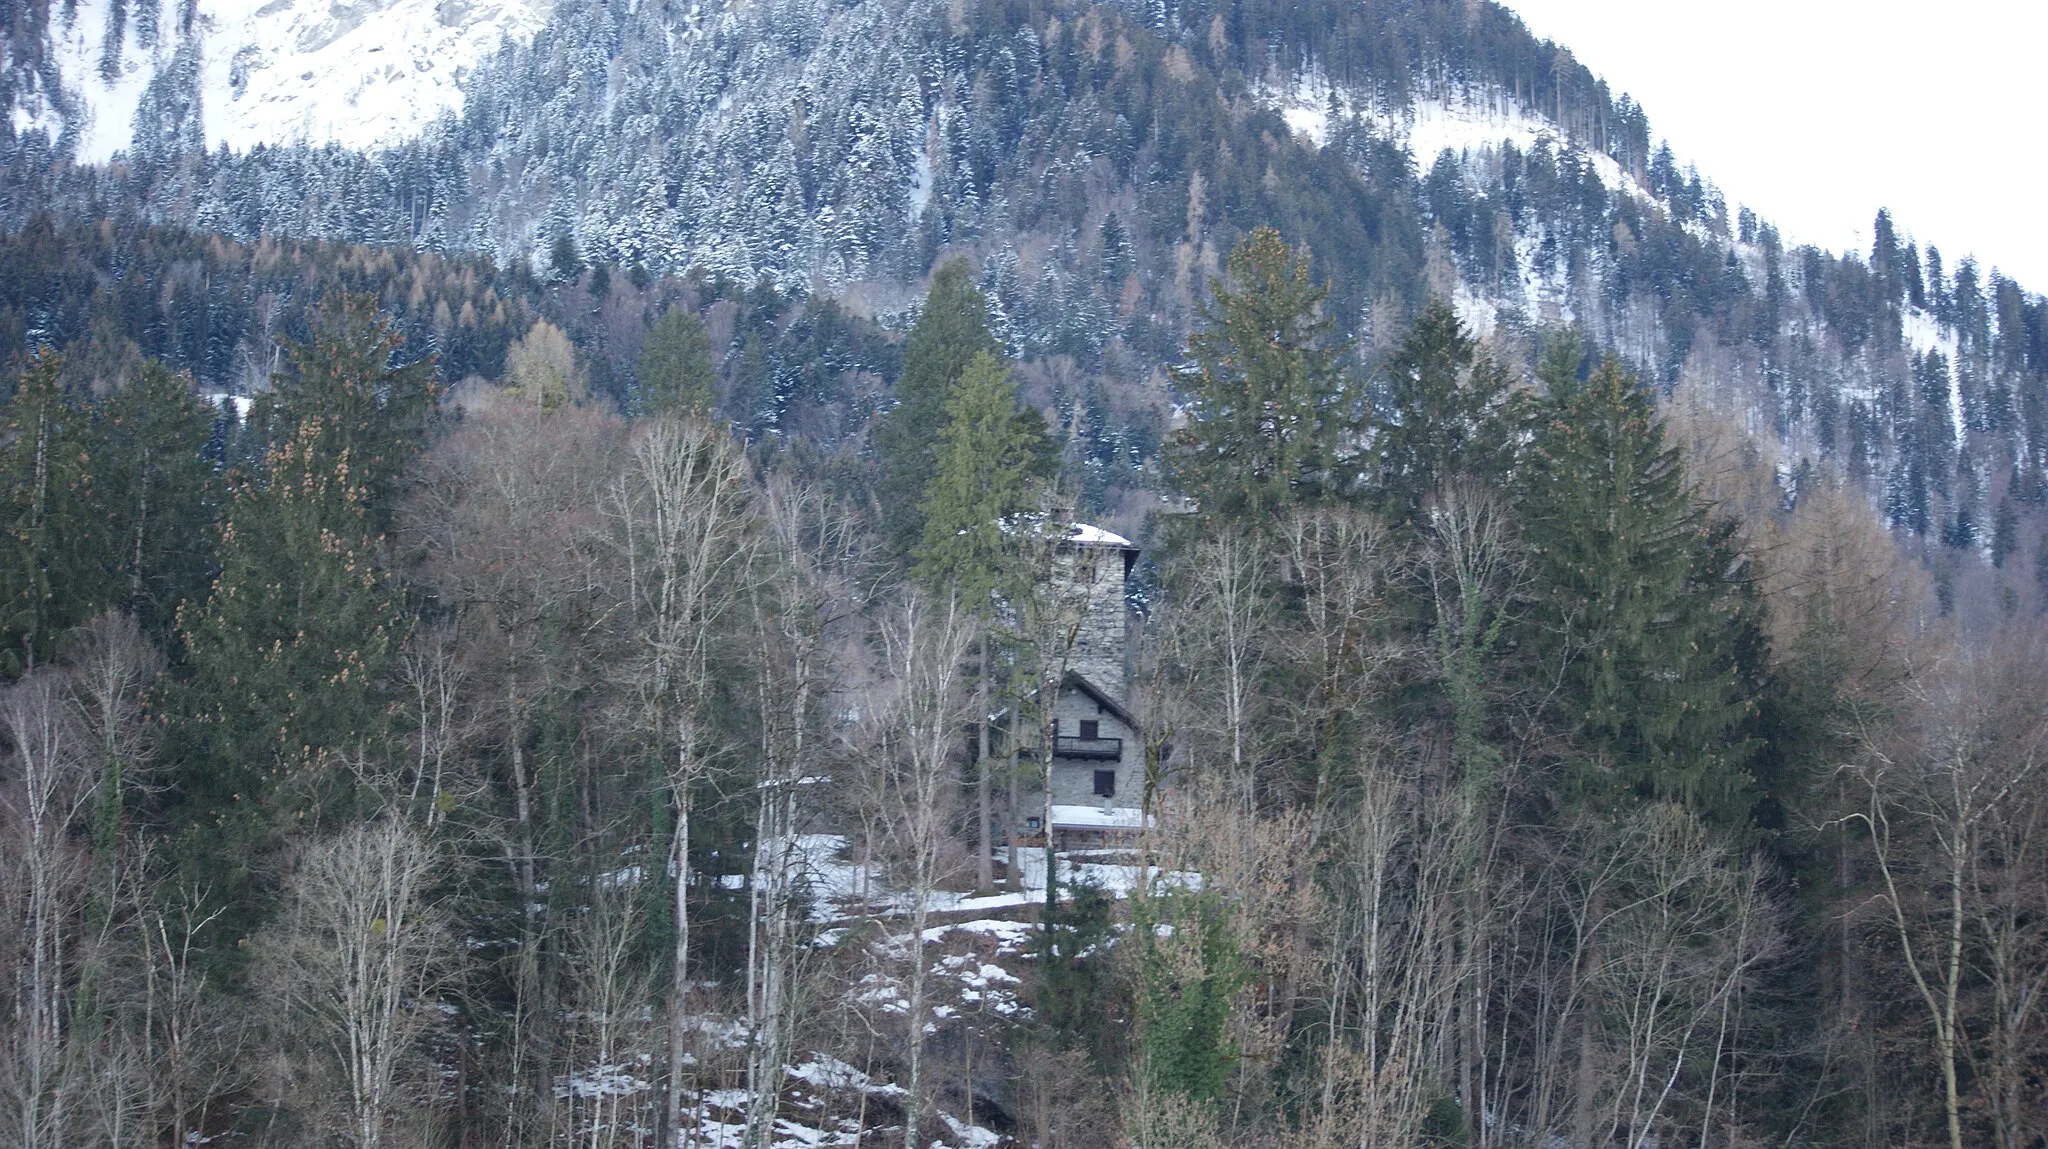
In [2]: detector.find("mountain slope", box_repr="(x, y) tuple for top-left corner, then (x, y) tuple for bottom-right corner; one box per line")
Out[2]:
(5, 0), (2047, 603)
(8, 0), (551, 159)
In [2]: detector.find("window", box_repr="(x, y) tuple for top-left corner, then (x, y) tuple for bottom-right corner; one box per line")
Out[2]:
(1079, 719), (1099, 740)
(1094, 770), (1116, 798)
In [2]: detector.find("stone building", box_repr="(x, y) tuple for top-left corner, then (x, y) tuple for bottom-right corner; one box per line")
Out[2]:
(1022, 523), (1151, 844)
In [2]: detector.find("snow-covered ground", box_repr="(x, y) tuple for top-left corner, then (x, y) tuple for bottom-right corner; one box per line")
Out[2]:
(1257, 72), (1643, 204)
(39, 0), (552, 161)
(789, 832), (1192, 924)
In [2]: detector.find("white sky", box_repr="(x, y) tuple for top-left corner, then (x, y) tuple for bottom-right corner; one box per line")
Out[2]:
(1497, 0), (2048, 290)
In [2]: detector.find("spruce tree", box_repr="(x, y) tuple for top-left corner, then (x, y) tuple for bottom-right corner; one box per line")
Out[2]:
(1989, 496), (2018, 568)
(875, 259), (1002, 557)
(0, 351), (116, 675)
(1371, 298), (1518, 524)
(261, 292), (437, 531)
(912, 349), (1053, 893)
(1517, 340), (1760, 824)
(92, 359), (220, 639)
(171, 420), (403, 926)
(1166, 227), (1356, 522)
(2036, 533), (2048, 605)
(639, 304), (718, 415)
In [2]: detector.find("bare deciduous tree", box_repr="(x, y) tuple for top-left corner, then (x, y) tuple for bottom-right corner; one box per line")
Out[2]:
(615, 415), (757, 1145)
(271, 818), (450, 1149)
(0, 665), (114, 1149)
(1846, 643), (2047, 1149)
(856, 591), (976, 1149)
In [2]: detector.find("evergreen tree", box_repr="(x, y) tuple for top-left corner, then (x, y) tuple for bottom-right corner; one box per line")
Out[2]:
(1166, 227), (1356, 522)
(1871, 208), (1902, 302)
(911, 351), (1053, 602)
(91, 360), (220, 640)
(639, 305), (719, 415)
(550, 232), (582, 281)
(875, 259), (1002, 557)
(2036, 533), (2048, 605)
(171, 420), (403, 925)
(1370, 298), (1518, 524)
(260, 292), (437, 531)
(1129, 886), (1245, 1103)
(1517, 340), (1760, 824)
(0, 352), (116, 675)
(1990, 496), (2018, 569)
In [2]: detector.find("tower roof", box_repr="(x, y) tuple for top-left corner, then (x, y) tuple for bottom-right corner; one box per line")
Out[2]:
(1066, 522), (1135, 549)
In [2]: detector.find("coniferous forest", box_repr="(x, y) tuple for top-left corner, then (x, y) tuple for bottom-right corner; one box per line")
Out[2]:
(3, 0), (2048, 1147)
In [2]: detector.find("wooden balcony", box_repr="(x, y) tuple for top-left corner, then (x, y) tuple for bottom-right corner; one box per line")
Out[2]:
(1053, 735), (1123, 760)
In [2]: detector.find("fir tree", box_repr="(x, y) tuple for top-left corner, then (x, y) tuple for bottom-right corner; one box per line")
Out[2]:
(1166, 227), (1356, 523)
(1517, 340), (1760, 824)
(639, 305), (719, 415)
(875, 259), (1002, 557)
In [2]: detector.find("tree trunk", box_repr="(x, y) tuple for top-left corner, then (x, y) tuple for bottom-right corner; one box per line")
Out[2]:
(977, 632), (993, 894)
(666, 765), (694, 1149)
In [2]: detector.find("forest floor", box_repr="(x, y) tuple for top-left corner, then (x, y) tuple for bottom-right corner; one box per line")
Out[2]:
(559, 839), (1170, 1149)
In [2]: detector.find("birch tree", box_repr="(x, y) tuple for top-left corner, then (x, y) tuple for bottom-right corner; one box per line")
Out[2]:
(1847, 645), (2046, 1149)
(858, 591), (975, 1149)
(616, 415), (757, 1145)
(273, 818), (448, 1149)
(739, 478), (865, 1149)
(0, 670), (94, 1149)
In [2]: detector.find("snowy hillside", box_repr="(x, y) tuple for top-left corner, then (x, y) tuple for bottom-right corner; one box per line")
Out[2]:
(29, 0), (551, 160)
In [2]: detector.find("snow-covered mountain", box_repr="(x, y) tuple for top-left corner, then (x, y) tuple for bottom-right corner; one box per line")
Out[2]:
(5, 0), (2046, 571)
(17, 0), (551, 160)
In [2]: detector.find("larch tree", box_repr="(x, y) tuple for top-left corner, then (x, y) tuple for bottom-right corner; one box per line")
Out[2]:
(505, 319), (588, 411)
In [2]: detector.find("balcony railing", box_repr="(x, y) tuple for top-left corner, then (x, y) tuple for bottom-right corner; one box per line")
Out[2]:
(1053, 735), (1123, 760)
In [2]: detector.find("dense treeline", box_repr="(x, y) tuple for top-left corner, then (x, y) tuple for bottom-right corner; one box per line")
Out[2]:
(9, 0), (2046, 616)
(1, 224), (2043, 1149)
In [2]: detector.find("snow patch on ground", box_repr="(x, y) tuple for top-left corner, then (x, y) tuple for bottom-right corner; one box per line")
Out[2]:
(1255, 73), (1645, 204)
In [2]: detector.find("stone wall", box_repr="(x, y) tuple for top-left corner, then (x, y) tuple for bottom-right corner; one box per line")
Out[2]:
(1047, 687), (1138, 807)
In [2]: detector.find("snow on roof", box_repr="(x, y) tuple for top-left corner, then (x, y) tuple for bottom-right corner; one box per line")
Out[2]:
(1048, 803), (1148, 830)
(1066, 523), (1133, 548)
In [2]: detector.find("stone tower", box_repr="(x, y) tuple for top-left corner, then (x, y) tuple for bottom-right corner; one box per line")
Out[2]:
(1056, 524), (1138, 702)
